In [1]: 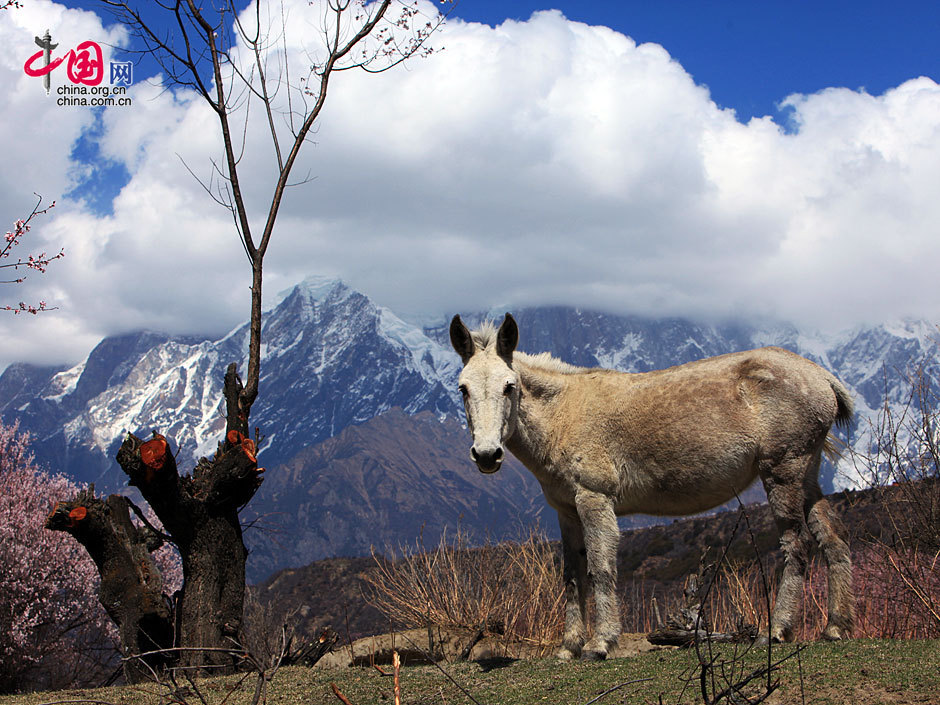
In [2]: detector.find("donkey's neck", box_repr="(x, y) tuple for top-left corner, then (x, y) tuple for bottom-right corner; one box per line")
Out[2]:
(505, 358), (567, 472)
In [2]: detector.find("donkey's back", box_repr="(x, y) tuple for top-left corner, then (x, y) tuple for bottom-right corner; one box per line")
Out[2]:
(554, 346), (854, 517)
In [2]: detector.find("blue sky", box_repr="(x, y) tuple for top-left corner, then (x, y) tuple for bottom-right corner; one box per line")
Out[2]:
(63, 0), (939, 123)
(1, 1), (939, 369)
(460, 1), (940, 122)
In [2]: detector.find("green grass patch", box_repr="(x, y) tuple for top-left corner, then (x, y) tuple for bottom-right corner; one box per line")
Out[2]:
(1, 639), (937, 705)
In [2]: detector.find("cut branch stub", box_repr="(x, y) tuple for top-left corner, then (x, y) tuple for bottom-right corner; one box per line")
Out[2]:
(226, 429), (257, 463)
(224, 362), (250, 439)
(140, 433), (169, 470)
(119, 431), (179, 490)
(193, 442), (263, 510)
(68, 505), (87, 527)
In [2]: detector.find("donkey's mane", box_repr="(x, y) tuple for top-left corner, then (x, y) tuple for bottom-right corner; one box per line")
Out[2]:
(468, 319), (500, 350)
(470, 320), (590, 375)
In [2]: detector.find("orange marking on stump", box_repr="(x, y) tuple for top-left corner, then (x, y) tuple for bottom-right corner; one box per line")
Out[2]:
(140, 435), (168, 471)
(68, 506), (87, 527)
(226, 430), (257, 462)
(241, 438), (257, 463)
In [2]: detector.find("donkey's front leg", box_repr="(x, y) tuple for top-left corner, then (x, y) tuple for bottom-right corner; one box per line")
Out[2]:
(576, 490), (621, 660)
(557, 511), (588, 660)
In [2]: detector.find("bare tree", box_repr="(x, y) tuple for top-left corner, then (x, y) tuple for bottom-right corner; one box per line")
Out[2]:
(103, 0), (446, 428)
(49, 0), (451, 674)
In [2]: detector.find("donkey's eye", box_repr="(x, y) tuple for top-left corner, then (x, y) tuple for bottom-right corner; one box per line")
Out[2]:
(458, 384), (468, 397)
(503, 382), (516, 396)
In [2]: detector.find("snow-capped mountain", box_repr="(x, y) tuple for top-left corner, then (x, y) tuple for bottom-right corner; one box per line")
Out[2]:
(0, 276), (460, 488)
(3, 276), (937, 491)
(1, 276), (937, 580)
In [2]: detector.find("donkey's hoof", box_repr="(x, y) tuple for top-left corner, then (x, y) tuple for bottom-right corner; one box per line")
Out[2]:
(822, 625), (846, 641)
(556, 647), (580, 661)
(580, 649), (607, 662)
(755, 632), (785, 647)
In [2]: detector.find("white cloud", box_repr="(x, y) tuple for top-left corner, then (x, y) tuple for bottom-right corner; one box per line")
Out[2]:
(2, 1), (939, 370)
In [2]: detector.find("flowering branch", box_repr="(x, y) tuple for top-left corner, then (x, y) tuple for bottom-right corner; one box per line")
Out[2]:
(2, 195), (63, 314)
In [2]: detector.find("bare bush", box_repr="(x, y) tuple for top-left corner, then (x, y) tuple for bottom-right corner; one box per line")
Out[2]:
(365, 527), (564, 655)
(674, 547), (939, 641)
(851, 359), (940, 635)
(241, 589), (338, 669)
(851, 545), (940, 638)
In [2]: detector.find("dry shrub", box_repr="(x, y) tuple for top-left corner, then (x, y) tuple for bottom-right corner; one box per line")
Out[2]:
(714, 559), (777, 634)
(364, 527), (564, 654)
(853, 545), (940, 638)
(849, 359), (940, 637)
(621, 578), (661, 633)
(683, 545), (940, 640)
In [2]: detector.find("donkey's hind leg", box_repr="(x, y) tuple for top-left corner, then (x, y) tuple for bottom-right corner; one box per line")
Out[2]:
(761, 456), (816, 643)
(557, 511), (588, 660)
(806, 487), (854, 639)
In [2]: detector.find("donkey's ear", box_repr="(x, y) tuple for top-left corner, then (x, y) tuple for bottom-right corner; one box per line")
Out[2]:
(496, 313), (519, 359)
(450, 315), (475, 363)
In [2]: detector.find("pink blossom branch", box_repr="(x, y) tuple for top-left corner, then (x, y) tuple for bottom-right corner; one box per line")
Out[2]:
(2, 195), (63, 314)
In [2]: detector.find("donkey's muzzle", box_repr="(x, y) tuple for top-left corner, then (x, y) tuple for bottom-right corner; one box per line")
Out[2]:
(470, 446), (503, 474)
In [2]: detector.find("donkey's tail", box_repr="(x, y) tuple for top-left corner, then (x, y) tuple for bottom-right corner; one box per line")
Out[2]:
(823, 376), (854, 463)
(830, 377), (854, 431)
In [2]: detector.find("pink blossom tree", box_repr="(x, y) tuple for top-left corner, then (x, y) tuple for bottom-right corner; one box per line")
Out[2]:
(0, 420), (112, 692)
(0, 420), (182, 691)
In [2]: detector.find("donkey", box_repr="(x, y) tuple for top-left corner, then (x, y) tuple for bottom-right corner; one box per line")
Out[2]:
(449, 313), (855, 660)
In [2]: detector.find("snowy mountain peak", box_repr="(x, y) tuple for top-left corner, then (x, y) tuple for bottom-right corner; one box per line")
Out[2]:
(289, 275), (351, 304)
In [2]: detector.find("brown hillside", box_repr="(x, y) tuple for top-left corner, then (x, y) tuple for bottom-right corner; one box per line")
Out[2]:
(245, 408), (550, 581)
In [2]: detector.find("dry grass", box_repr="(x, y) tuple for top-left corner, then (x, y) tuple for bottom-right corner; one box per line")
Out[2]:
(364, 527), (564, 655)
(366, 520), (940, 651)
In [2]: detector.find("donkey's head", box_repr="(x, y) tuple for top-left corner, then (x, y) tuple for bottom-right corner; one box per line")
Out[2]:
(449, 313), (520, 474)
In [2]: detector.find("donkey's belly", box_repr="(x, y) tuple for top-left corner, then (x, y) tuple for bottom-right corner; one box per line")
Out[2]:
(614, 460), (760, 517)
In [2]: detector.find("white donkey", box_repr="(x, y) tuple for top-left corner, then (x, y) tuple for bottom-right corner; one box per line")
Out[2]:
(450, 313), (855, 660)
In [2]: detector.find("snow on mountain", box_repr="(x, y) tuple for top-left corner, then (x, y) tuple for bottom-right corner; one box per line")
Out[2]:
(1, 277), (937, 497)
(0, 278), (460, 488)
